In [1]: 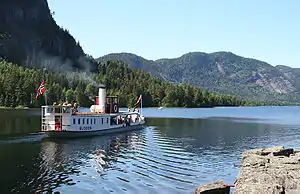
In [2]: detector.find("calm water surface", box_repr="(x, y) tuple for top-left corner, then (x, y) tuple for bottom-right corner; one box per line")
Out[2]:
(1, 107), (300, 193)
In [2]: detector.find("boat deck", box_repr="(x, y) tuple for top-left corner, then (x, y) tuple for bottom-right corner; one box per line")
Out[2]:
(72, 111), (140, 116)
(72, 112), (105, 115)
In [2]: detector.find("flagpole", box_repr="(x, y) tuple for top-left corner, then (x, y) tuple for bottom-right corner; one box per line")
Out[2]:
(43, 80), (47, 105)
(44, 91), (47, 105)
(141, 95), (142, 115)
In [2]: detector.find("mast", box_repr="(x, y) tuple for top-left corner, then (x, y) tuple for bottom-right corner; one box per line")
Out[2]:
(44, 91), (48, 105)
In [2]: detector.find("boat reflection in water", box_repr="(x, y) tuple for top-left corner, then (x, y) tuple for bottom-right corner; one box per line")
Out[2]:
(36, 129), (146, 193)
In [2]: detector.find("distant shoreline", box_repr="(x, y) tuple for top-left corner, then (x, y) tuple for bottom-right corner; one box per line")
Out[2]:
(0, 106), (30, 110)
(0, 105), (298, 110)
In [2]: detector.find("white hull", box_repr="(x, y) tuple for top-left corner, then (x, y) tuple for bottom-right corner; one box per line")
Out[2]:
(42, 122), (145, 138)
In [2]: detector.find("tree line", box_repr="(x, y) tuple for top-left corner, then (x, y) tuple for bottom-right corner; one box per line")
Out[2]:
(0, 59), (264, 108)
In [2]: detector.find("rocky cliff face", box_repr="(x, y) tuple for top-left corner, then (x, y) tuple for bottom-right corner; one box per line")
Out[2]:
(0, 0), (96, 72)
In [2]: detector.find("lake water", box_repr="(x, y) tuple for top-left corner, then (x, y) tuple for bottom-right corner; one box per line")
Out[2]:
(1, 107), (300, 193)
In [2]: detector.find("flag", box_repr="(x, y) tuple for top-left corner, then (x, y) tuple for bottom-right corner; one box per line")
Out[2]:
(134, 95), (142, 106)
(36, 80), (45, 99)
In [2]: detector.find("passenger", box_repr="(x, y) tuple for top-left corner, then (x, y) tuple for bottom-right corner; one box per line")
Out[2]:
(129, 115), (133, 122)
(127, 107), (131, 112)
(72, 103), (78, 114)
(126, 116), (131, 126)
(133, 107), (139, 113)
(62, 104), (67, 112)
(117, 115), (122, 124)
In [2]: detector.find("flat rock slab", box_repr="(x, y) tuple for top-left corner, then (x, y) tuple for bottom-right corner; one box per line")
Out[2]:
(234, 146), (300, 194)
(195, 180), (230, 194)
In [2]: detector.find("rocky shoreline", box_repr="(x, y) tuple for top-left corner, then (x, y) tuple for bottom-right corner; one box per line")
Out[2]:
(195, 146), (300, 194)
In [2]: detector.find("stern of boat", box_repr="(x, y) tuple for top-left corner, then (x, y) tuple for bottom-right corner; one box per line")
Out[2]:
(41, 105), (72, 132)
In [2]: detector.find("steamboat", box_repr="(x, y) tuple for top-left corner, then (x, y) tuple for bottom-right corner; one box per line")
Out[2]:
(40, 87), (145, 138)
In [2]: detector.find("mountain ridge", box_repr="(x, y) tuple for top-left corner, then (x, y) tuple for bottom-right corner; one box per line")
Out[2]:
(97, 52), (300, 103)
(100, 51), (291, 68)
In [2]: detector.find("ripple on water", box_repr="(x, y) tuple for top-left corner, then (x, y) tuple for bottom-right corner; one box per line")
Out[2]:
(40, 126), (200, 193)
(3, 108), (300, 193)
(6, 121), (290, 193)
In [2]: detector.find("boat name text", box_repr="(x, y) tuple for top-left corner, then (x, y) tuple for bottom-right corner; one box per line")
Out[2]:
(79, 126), (92, 130)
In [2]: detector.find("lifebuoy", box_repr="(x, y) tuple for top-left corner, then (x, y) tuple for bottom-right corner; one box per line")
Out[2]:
(113, 104), (117, 112)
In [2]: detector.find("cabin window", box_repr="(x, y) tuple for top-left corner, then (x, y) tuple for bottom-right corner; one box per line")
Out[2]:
(47, 107), (53, 113)
(78, 119), (80, 125)
(107, 118), (109, 123)
(87, 119), (89, 125)
(102, 118), (103, 124)
(83, 118), (85, 124)
(54, 107), (61, 113)
(73, 119), (75, 125)
(94, 118), (96, 125)
(110, 117), (118, 125)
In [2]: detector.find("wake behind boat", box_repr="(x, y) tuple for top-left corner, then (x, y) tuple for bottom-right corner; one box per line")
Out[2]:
(40, 87), (145, 138)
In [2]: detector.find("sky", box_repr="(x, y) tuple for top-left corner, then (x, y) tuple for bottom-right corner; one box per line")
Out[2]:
(48, 0), (300, 67)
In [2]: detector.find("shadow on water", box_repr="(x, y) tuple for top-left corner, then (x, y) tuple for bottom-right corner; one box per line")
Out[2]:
(0, 108), (40, 138)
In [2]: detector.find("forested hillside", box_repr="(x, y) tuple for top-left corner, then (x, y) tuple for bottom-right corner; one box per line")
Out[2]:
(0, 60), (261, 108)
